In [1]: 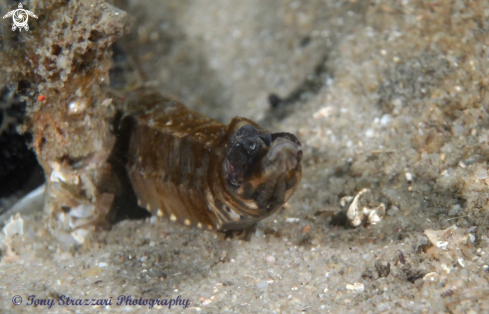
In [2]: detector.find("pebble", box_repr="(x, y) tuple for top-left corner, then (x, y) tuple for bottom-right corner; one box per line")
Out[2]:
(286, 217), (300, 223)
(346, 283), (364, 292)
(380, 114), (392, 125)
(405, 172), (413, 182)
(388, 206), (399, 216)
(265, 256), (276, 263)
(448, 204), (461, 216)
(256, 280), (268, 288)
(202, 299), (212, 306)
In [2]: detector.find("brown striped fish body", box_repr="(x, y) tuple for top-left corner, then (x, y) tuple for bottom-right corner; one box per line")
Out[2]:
(120, 90), (302, 231)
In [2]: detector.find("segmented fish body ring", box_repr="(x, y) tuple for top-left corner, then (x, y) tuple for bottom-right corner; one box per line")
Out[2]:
(120, 90), (302, 231)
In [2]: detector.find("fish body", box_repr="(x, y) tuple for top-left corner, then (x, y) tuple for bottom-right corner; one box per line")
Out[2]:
(120, 90), (302, 230)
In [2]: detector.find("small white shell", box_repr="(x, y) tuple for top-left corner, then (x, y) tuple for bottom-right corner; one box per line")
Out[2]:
(343, 188), (385, 227)
(423, 272), (440, 282)
(71, 228), (89, 244)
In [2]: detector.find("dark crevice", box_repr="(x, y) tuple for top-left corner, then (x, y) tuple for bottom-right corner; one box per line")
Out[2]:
(105, 111), (151, 224)
(266, 52), (332, 121)
(0, 85), (44, 203)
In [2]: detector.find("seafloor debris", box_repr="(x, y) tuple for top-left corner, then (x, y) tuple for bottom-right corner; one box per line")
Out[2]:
(424, 224), (476, 251)
(0, 184), (45, 225)
(340, 188), (386, 227)
(345, 282), (364, 292)
(422, 224), (482, 282)
(422, 272), (440, 283)
(0, 213), (24, 261)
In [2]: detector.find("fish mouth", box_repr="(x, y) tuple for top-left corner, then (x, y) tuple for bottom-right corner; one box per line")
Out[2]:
(263, 133), (302, 173)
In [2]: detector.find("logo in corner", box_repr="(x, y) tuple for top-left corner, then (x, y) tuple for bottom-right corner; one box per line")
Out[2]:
(3, 3), (38, 32)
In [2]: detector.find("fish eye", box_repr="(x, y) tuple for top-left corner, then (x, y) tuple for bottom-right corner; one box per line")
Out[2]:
(250, 143), (256, 150)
